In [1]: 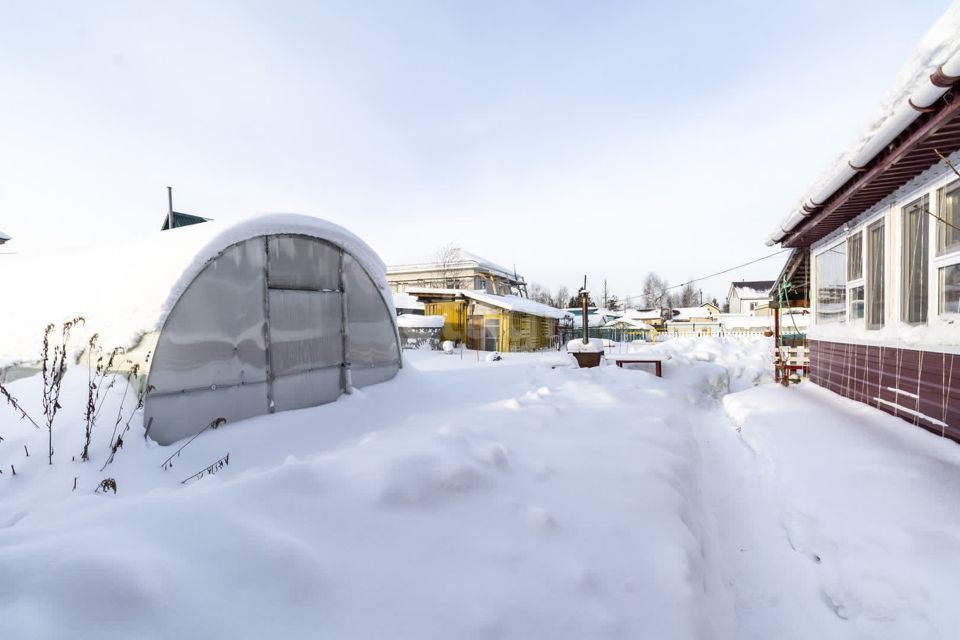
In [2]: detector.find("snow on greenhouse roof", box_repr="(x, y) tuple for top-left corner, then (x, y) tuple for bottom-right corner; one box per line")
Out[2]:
(0, 214), (393, 369)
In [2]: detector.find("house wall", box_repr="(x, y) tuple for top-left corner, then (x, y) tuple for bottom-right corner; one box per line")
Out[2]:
(806, 168), (960, 441)
(810, 340), (960, 442)
(423, 301), (557, 351)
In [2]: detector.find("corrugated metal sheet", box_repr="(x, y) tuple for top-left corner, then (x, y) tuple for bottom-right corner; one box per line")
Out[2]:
(810, 340), (960, 442)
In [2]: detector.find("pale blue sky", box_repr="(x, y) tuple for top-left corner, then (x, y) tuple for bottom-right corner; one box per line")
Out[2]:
(1, 1), (951, 301)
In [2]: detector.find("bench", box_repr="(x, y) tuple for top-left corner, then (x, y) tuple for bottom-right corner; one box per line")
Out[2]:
(613, 358), (662, 377)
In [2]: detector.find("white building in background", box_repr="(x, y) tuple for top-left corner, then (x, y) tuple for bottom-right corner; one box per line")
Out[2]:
(726, 280), (774, 314)
(386, 250), (526, 296)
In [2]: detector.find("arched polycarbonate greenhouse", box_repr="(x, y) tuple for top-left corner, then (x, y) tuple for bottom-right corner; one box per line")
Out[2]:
(0, 214), (401, 444)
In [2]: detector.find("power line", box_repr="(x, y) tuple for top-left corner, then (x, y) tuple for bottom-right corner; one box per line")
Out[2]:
(621, 248), (791, 303)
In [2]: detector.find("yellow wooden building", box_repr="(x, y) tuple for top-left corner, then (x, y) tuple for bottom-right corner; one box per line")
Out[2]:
(406, 288), (566, 352)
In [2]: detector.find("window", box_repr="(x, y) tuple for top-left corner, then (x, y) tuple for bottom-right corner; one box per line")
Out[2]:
(938, 180), (960, 256)
(901, 196), (929, 324)
(867, 221), (885, 329)
(847, 231), (863, 280)
(816, 241), (846, 323)
(941, 263), (960, 315)
(849, 286), (864, 320)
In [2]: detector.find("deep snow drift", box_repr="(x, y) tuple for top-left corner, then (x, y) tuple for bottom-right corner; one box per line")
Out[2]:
(1, 337), (958, 639)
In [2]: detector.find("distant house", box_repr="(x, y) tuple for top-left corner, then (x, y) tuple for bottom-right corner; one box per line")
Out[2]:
(387, 250), (525, 296)
(727, 281), (774, 315)
(0, 230), (9, 245)
(405, 287), (565, 352)
(621, 308), (667, 328)
(565, 306), (623, 329)
(670, 303), (721, 323)
(765, 7), (960, 441)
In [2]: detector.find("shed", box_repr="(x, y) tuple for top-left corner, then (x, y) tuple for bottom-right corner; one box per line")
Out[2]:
(405, 287), (566, 351)
(0, 214), (401, 444)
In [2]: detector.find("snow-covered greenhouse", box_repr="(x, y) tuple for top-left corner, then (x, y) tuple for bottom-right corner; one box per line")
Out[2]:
(0, 214), (401, 444)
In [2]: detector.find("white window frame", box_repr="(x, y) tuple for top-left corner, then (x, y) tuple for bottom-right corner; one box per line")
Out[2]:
(812, 237), (848, 325)
(934, 180), (960, 317)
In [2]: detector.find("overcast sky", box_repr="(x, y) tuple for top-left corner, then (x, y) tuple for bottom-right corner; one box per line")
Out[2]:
(1, 1), (951, 302)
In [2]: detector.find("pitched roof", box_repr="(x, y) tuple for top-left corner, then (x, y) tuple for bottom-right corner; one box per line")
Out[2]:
(730, 280), (774, 298)
(768, 3), (960, 247)
(387, 250), (518, 280)
(0, 230), (9, 244)
(161, 211), (211, 231)
(405, 287), (568, 320)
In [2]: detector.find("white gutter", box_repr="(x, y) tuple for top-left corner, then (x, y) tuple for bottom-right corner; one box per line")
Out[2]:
(766, 50), (960, 247)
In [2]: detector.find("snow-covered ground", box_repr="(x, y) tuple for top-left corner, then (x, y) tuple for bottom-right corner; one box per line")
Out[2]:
(1, 337), (958, 639)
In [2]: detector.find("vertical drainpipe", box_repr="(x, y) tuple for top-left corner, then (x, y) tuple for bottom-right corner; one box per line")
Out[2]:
(262, 237), (275, 413)
(339, 248), (353, 394)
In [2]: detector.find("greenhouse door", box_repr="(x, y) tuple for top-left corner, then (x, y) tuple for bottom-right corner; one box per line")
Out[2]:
(484, 319), (500, 351)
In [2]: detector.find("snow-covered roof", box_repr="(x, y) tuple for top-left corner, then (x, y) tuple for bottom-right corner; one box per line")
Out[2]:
(672, 306), (719, 321)
(0, 230), (9, 244)
(0, 214), (393, 368)
(730, 281), (774, 300)
(768, 3), (960, 245)
(392, 291), (425, 311)
(396, 314), (445, 329)
(604, 317), (653, 330)
(622, 308), (663, 321)
(405, 287), (568, 320)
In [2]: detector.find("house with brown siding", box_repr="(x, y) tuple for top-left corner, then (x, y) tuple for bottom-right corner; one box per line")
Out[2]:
(768, 9), (960, 441)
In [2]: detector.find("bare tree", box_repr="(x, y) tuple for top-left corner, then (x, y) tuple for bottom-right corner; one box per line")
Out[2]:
(528, 282), (554, 305)
(641, 273), (669, 308)
(677, 282), (698, 307)
(434, 243), (463, 289)
(553, 286), (570, 309)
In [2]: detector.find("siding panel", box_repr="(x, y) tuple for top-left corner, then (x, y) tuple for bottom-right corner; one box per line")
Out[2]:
(810, 340), (960, 442)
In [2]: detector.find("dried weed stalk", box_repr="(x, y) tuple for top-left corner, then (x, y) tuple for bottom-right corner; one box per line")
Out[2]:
(41, 317), (85, 465)
(160, 417), (227, 471)
(81, 334), (123, 462)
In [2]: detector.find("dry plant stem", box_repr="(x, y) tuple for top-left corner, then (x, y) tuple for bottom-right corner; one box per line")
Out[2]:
(0, 384), (42, 429)
(41, 317), (84, 465)
(159, 417), (227, 471)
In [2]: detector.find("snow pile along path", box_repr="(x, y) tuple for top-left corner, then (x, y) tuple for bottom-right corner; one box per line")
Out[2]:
(1, 349), (718, 639)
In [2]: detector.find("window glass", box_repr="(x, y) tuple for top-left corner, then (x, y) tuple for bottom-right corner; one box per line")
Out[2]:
(938, 180), (960, 256)
(901, 196), (929, 324)
(847, 231), (863, 280)
(941, 264), (960, 315)
(816, 242), (847, 323)
(867, 222), (885, 329)
(849, 286), (864, 320)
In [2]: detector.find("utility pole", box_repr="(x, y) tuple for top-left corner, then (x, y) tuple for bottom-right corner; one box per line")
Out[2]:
(167, 186), (174, 230)
(603, 279), (608, 308)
